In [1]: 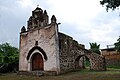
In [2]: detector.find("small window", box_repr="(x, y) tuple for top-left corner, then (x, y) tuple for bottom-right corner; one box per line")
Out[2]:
(35, 41), (38, 46)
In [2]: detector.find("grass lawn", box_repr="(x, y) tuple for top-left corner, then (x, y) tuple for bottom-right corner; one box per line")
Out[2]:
(0, 68), (120, 80)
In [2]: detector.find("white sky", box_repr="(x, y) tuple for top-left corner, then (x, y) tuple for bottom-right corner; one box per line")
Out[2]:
(0, 0), (120, 49)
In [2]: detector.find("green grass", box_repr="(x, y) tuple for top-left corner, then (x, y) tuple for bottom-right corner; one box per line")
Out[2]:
(107, 66), (120, 69)
(0, 68), (120, 80)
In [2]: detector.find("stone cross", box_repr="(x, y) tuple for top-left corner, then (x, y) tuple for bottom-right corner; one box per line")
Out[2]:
(37, 5), (39, 7)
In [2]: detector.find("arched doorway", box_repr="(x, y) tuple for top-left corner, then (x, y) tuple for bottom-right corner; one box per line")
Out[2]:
(27, 46), (47, 61)
(31, 52), (44, 71)
(75, 55), (85, 69)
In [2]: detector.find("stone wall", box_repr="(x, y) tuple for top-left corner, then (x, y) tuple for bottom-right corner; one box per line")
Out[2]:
(84, 50), (106, 71)
(58, 32), (85, 73)
(58, 32), (106, 73)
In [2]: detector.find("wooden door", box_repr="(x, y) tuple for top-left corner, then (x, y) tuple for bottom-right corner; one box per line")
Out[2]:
(32, 53), (44, 71)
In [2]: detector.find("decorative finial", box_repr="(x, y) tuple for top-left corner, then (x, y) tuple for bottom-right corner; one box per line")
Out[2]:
(51, 15), (57, 23)
(21, 26), (26, 33)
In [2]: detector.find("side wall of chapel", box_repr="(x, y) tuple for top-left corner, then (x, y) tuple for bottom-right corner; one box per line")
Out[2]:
(58, 33), (85, 73)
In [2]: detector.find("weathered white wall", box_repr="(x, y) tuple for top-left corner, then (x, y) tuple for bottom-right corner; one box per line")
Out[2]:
(19, 24), (60, 73)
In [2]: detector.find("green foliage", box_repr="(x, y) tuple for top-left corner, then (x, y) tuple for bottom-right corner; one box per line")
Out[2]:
(100, 0), (120, 11)
(0, 43), (19, 63)
(89, 42), (101, 55)
(114, 36), (120, 53)
(84, 56), (90, 67)
(0, 42), (19, 73)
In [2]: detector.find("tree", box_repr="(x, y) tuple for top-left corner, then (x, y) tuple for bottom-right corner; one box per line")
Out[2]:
(114, 36), (120, 53)
(89, 42), (101, 55)
(100, 0), (120, 11)
(0, 43), (19, 73)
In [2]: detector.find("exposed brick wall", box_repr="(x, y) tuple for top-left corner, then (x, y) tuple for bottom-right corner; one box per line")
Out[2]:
(101, 49), (120, 67)
(105, 54), (120, 66)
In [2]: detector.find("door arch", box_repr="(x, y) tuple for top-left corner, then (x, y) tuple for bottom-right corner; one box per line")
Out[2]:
(31, 52), (44, 71)
(75, 55), (85, 69)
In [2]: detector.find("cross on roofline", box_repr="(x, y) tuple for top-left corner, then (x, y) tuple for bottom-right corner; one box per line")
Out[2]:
(37, 5), (39, 7)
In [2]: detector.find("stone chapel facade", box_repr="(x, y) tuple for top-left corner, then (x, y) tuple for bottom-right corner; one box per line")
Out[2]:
(19, 7), (85, 75)
(19, 7), (106, 75)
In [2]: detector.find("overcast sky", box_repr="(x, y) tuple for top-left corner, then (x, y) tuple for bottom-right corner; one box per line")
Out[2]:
(0, 0), (120, 49)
